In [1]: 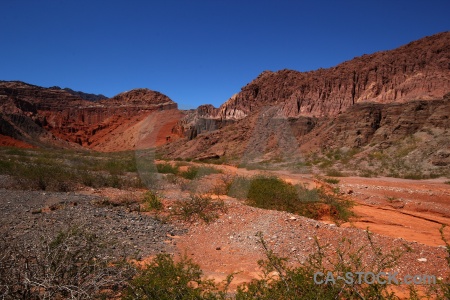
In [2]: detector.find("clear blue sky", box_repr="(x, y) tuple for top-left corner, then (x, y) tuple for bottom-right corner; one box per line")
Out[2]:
(1, 1), (449, 109)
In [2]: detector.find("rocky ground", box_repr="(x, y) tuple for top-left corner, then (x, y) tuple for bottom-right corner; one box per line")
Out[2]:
(1, 164), (449, 298)
(0, 187), (185, 260)
(165, 166), (450, 294)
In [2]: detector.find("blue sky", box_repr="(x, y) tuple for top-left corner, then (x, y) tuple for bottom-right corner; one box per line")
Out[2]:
(1, 1), (449, 109)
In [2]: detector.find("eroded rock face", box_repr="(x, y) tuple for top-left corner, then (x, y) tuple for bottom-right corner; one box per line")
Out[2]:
(163, 97), (450, 177)
(299, 99), (450, 151)
(216, 32), (450, 119)
(175, 104), (234, 140)
(171, 32), (450, 144)
(0, 81), (180, 150)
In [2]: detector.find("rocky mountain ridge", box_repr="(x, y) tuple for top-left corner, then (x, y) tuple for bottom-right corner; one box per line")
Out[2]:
(224, 31), (449, 119)
(0, 81), (180, 150)
(0, 32), (449, 168)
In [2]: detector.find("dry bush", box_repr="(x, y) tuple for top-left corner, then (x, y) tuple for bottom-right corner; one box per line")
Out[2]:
(0, 225), (135, 300)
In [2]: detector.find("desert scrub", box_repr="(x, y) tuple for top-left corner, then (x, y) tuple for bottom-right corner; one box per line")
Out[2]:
(318, 188), (354, 225)
(246, 175), (300, 212)
(0, 148), (144, 190)
(179, 165), (222, 180)
(323, 177), (340, 184)
(156, 162), (180, 175)
(141, 190), (163, 211)
(227, 176), (252, 199)
(171, 194), (227, 224)
(325, 168), (345, 177)
(236, 231), (412, 300)
(0, 225), (135, 299)
(123, 253), (228, 300)
(232, 175), (353, 224)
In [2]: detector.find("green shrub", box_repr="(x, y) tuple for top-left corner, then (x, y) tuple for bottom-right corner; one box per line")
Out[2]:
(318, 188), (354, 225)
(236, 231), (410, 300)
(123, 254), (224, 300)
(179, 166), (199, 179)
(142, 191), (163, 211)
(325, 168), (345, 177)
(323, 177), (340, 184)
(179, 166), (221, 180)
(227, 175), (353, 224)
(246, 175), (299, 212)
(156, 162), (179, 175)
(403, 172), (425, 180)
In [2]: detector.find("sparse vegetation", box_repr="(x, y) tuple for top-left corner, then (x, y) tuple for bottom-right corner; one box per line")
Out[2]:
(2, 223), (448, 299)
(0, 148), (144, 191)
(325, 168), (345, 177)
(236, 231), (412, 299)
(154, 162), (222, 180)
(386, 196), (398, 203)
(171, 194), (227, 224)
(156, 162), (179, 175)
(142, 190), (163, 211)
(123, 253), (228, 300)
(179, 166), (222, 180)
(436, 225), (450, 299)
(0, 225), (135, 299)
(323, 177), (340, 184)
(227, 175), (354, 224)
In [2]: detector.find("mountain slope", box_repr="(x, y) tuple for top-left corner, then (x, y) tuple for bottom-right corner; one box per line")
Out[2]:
(216, 31), (449, 120)
(162, 32), (450, 177)
(0, 81), (183, 150)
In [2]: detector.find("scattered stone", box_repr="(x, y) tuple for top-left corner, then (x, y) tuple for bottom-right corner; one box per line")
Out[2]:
(417, 258), (427, 262)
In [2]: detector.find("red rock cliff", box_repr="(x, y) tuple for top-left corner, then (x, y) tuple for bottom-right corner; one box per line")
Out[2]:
(217, 31), (450, 119)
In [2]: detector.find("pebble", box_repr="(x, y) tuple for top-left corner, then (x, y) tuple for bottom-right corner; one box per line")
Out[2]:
(417, 258), (427, 262)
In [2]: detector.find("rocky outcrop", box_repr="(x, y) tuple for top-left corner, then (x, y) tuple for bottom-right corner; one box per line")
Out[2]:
(299, 99), (450, 151)
(172, 32), (450, 142)
(174, 104), (233, 140)
(163, 96), (450, 176)
(0, 81), (181, 150)
(216, 31), (450, 120)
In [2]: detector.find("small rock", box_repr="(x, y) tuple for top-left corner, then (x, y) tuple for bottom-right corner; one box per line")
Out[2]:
(216, 247), (221, 250)
(417, 258), (427, 262)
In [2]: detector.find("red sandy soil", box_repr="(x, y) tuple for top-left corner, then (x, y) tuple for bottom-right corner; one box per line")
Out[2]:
(338, 176), (450, 247)
(157, 164), (450, 296)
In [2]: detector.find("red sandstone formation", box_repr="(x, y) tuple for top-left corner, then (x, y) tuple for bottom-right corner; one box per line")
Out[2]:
(0, 81), (183, 151)
(1, 32), (449, 158)
(216, 32), (449, 120)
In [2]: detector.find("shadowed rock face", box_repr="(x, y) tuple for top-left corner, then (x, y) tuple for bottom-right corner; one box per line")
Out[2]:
(0, 81), (180, 149)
